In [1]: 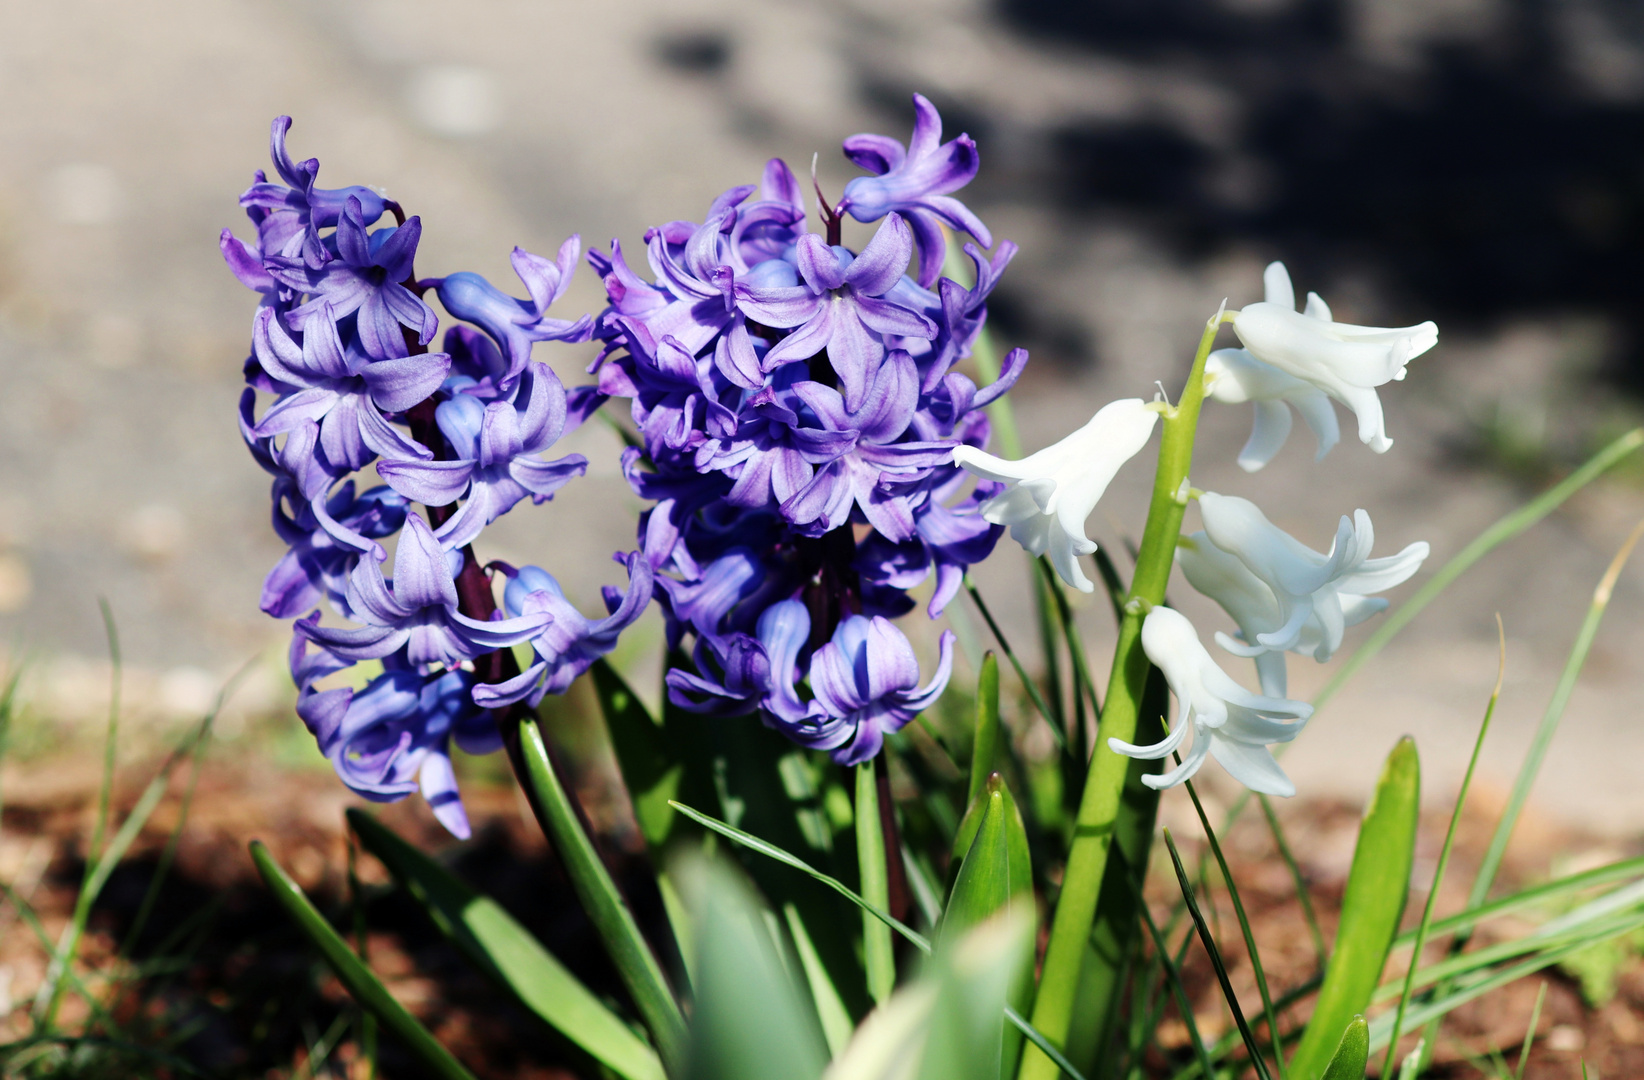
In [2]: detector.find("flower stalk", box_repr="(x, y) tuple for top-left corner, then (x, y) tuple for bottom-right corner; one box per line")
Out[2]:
(1019, 306), (1229, 1080)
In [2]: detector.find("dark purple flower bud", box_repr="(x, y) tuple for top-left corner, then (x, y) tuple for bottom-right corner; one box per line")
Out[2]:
(838, 94), (992, 288)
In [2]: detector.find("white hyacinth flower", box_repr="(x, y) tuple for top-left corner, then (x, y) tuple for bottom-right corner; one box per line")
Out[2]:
(1196, 492), (1429, 662)
(1232, 261), (1437, 454)
(1204, 347), (1339, 472)
(952, 397), (1158, 593)
(1107, 606), (1313, 796)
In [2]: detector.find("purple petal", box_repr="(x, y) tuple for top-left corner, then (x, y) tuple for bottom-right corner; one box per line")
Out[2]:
(420, 751), (472, 840)
(392, 515), (460, 610)
(377, 458), (474, 506)
(841, 132), (906, 175)
(511, 454), (588, 498)
(361, 352), (451, 412)
(794, 235), (847, 292)
(863, 616), (919, 700)
(842, 214), (914, 297)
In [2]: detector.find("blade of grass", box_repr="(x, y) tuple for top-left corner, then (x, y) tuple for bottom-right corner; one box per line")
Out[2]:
(1313, 427), (1644, 711)
(1139, 899), (1216, 1080)
(1034, 558), (1070, 740)
(966, 579), (1064, 747)
(670, 800), (931, 952)
(1468, 518), (1644, 911)
(1182, 780), (1286, 1078)
(1514, 982), (1547, 1080)
(1007, 1006), (1092, 1080)
(1163, 828), (1274, 1080)
(1258, 795), (1326, 971)
(1039, 557), (1103, 725)
(122, 662), (251, 955)
(1391, 856), (1644, 948)
(1380, 616), (1505, 1077)
(34, 600), (123, 1027)
(251, 840), (477, 1080)
(516, 718), (686, 1072)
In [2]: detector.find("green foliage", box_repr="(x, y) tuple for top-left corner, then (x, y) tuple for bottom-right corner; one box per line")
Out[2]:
(679, 859), (830, 1080)
(346, 808), (665, 1080)
(249, 840), (477, 1080)
(1557, 925), (1644, 1006)
(1290, 738), (1420, 1080)
(1320, 1017), (1369, 1080)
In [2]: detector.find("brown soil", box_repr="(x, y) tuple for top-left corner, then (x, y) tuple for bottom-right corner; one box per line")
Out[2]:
(0, 751), (1638, 1079)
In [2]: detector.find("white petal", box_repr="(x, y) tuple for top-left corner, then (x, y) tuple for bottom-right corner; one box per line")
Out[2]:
(1208, 735), (1296, 797)
(1287, 386), (1340, 461)
(1238, 399), (1293, 472)
(1263, 261), (1295, 310)
(1303, 290), (1332, 321)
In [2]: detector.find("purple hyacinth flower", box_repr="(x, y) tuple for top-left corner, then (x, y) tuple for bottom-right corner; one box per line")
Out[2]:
(473, 553), (655, 707)
(298, 513), (550, 665)
(733, 215), (937, 411)
(376, 361), (588, 550)
(277, 196), (437, 360)
(803, 616), (956, 766)
(238, 117), (390, 271)
(838, 94), (993, 289)
(692, 382), (860, 512)
(666, 597), (816, 723)
(293, 645), (485, 838)
(779, 350), (954, 540)
(263, 481), (409, 618)
(431, 238), (594, 389)
(248, 306), (447, 472)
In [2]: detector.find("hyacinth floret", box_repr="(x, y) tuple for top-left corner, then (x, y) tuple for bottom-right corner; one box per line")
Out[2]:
(591, 95), (1018, 762)
(225, 118), (638, 836)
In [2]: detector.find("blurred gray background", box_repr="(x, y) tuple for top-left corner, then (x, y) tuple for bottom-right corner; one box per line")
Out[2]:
(2, 0), (1643, 829)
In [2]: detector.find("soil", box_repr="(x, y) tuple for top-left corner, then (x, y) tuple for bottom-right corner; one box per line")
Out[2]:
(0, 749), (1638, 1079)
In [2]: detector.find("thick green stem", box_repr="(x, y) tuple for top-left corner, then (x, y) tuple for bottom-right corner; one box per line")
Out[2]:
(1019, 309), (1227, 1080)
(857, 762), (895, 1003)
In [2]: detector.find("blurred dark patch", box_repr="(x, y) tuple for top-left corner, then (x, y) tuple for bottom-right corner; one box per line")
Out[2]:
(654, 29), (733, 76)
(986, 284), (1094, 368)
(996, 0), (1644, 383)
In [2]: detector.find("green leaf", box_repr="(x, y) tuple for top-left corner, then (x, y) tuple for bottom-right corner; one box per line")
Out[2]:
(920, 907), (1036, 1080)
(1290, 738), (1420, 1080)
(249, 840), (476, 1080)
(669, 800), (931, 953)
(942, 774), (1030, 945)
(681, 859), (829, 1080)
(968, 653), (1002, 809)
(346, 809), (664, 1080)
(1320, 1017), (1369, 1080)
(857, 762), (896, 1004)
(515, 717), (687, 1073)
(592, 659), (684, 850)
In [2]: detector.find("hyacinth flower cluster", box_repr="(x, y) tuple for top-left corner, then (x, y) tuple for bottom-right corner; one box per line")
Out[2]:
(958, 261), (1436, 797)
(226, 118), (652, 838)
(588, 94), (1023, 765)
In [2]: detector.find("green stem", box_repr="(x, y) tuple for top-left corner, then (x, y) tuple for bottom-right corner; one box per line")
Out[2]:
(1020, 308), (1228, 1080)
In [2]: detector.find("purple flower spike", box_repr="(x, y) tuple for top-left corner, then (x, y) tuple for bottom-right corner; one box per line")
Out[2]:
(432, 237), (595, 389)
(839, 94), (992, 288)
(280, 196), (437, 360)
(803, 617), (956, 766)
(473, 553), (655, 707)
(298, 514), (550, 665)
(249, 307), (447, 471)
(734, 215), (937, 410)
(376, 361), (588, 550)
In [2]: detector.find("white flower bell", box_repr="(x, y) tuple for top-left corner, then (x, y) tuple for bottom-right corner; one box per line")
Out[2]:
(1204, 347), (1339, 472)
(1195, 492), (1429, 662)
(952, 397), (1158, 593)
(1107, 606), (1313, 796)
(1231, 262), (1437, 454)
